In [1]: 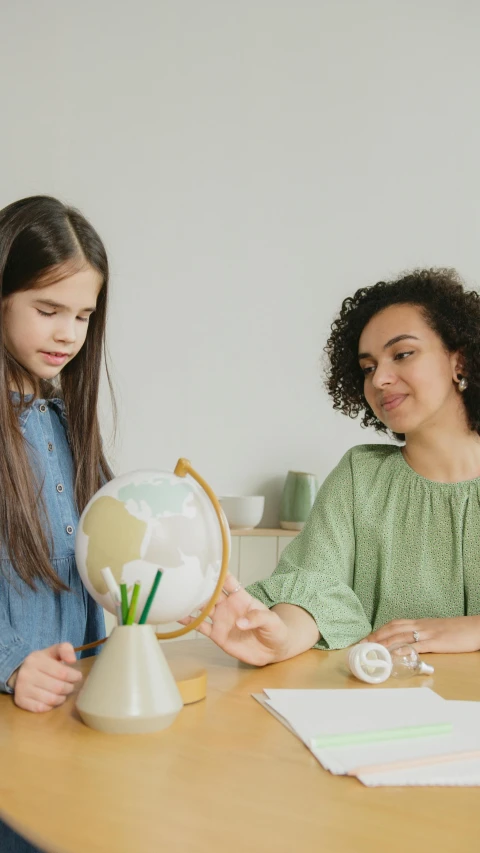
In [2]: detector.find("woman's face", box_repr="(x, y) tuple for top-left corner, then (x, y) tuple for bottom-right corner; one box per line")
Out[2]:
(358, 303), (463, 436)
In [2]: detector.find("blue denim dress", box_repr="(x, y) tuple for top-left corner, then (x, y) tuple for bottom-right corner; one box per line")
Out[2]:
(0, 397), (105, 853)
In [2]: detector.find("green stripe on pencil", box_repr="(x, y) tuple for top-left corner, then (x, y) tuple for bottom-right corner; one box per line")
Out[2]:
(138, 570), (163, 624)
(120, 583), (129, 624)
(310, 722), (452, 749)
(125, 582), (141, 625)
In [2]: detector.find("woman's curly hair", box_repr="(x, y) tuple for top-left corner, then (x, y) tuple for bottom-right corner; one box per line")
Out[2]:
(324, 268), (480, 441)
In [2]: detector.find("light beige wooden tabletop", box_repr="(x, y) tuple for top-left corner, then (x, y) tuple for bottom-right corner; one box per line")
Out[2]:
(1, 640), (480, 853)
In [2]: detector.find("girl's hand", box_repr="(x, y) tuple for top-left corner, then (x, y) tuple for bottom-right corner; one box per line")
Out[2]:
(180, 573), (291, 666)
(364, 615), (480, 653)
(9, 643), (83, 713)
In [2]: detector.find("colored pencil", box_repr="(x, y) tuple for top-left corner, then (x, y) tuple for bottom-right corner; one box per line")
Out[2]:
(126, 581), (141, 625)
(311, 722), (452, 750)
(100, 567), (121, 603)
(348, 748), (480, 777)
(138, 569), (163, 624)
(120, 583), (129, 624)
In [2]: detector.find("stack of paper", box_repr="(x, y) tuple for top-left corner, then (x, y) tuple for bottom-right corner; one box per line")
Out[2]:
(253, 688), (480, 786)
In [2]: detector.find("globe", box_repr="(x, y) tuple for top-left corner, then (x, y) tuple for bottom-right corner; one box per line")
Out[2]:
(75, 465), (230, 627)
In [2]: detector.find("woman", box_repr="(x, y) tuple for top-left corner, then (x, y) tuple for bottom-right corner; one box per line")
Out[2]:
(184, 268), (480, 664)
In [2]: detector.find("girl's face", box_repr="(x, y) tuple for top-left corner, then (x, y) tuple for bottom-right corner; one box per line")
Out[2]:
(3, 265), (103, 390)
(358, 303), (463, 436)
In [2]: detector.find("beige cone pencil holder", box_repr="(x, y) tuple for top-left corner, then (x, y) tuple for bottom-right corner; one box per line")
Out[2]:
(76, 624), (183, 734)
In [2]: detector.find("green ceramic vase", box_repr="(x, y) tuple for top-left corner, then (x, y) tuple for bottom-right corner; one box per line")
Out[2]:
(279, 471), (318, 531)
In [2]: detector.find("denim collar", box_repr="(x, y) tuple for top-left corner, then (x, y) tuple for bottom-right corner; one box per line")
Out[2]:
(11, 394), (68, 435)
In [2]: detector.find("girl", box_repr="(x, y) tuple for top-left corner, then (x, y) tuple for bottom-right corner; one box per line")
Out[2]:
(0, 195), (112, 720)
(188, 269), (480, 664)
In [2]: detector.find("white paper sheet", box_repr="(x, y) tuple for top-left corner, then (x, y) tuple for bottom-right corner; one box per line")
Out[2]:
(314, 700), (480, 776)
(253, 690), (480, 787)
(355, 701), (480, 786)
(262, 687), (449, 747)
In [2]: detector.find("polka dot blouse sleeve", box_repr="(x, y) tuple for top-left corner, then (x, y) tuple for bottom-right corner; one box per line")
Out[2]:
(247, 449), (372, 649)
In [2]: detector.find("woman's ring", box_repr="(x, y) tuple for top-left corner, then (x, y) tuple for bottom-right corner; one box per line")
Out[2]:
(222, 583), (242, 596)
(413, 630), (420, 643)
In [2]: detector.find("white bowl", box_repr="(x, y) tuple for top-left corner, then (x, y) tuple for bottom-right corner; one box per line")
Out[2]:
(218, 496), (265, 530)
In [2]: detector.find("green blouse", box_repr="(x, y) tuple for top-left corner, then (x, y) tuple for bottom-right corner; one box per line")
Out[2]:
(247, 445), (480, 650)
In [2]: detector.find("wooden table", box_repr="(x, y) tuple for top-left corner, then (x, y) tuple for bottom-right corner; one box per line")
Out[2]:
(1, 641), (480, 853)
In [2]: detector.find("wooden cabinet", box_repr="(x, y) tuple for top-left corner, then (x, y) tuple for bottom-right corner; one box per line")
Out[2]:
(234, 530), (295, 587)
(102, 529), (298, 640)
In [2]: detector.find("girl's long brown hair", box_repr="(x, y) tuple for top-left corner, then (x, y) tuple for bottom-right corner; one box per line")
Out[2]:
(0, 196), (114, 591)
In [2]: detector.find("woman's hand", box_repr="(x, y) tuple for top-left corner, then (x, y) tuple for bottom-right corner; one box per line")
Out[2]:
(8, 643), (83, 713)
(180, 573), (295, 666)
(364, 615), (480, 653)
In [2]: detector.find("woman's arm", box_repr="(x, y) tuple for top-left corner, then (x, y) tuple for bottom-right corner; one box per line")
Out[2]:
(247, 449), (372, 650)
(182, 574), (319, 666)
(365, 615), (480, 653)
(270, 603), (320, 658)
(185, 450), (372, 664)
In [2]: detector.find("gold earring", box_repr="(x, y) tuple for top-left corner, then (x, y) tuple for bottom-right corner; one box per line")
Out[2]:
(458, 376), (468, 392)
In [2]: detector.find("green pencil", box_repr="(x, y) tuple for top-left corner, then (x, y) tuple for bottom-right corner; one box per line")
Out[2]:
(126, 582), (141, 625)
(120, 583), (129, 625)
(138, 570), (163, 624)
(310, 722), (452, 749)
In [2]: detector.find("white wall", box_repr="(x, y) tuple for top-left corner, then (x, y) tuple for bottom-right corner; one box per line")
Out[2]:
(1, 0), (480, 525)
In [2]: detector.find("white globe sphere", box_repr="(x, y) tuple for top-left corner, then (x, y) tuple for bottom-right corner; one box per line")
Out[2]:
(76, 469), (229, 624)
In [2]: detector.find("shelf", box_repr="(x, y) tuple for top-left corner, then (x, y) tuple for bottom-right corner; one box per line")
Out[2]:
(229, 527), (299, 537)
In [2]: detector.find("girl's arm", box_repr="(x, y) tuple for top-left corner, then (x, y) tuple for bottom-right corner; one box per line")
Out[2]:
(0, 602), (33, 694)
(7, 643), (82, 713)
(0, 601), (82, 711)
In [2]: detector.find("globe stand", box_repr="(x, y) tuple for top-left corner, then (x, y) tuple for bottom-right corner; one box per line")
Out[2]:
(75, 459), (230, 734)
(173, 664), (208, 705)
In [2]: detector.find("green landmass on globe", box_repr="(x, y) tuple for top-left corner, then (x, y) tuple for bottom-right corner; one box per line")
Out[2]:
(82, 496), (146, 594)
